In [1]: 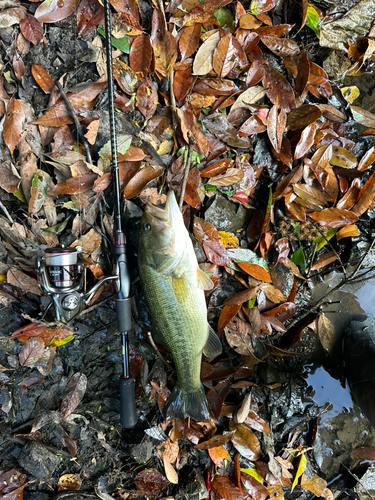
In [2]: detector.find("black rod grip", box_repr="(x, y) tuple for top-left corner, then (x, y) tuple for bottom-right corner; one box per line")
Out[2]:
(120, 376), (137, 428)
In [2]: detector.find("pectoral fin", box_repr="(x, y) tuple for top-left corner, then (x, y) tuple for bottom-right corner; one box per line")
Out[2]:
(203, 325), (222, 358)
(197, 268), (214, 290)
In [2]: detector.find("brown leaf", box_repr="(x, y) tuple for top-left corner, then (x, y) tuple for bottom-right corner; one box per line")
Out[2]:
(293, 183), (328, 210)
(1, 484), (27, 500)
(273, 165), (303, 201)
(60, 372), (87, 422)
(301, 474), (327, 497)
(13, 52), (25, 82)
(113, 59), (139, 94)
(261, 36), (299, 57)
(317, 314), (335, 356)
(245, 410), (271, 433)
(129, 35), (153, 77)
(213, 33), (237, 78)
(225, 317), (257, 355)
(182, 0), (232, 26)
(310, 251), (338, 271)
(286, 104), (322, 131)
(136, 80), (158, 119)
(294, 122), (317, 160)
(7, 268), (41, 296)
(237, 262), (272, 282)
(351, 172), (375, 216)
(0, 161), (21, 193)
(195, 433), (234, 449)
(123, 164), (164, 199)
(209, 446), (232, 467)
(51, 174), (98, 195)
(174, 66), (195, 103)
(200, 158), (233, 177)
(35, 0), (78, 23)
(0, 471), (26, 495)
(135, 469), (169, 496)
(218, 303), (241, 333)
(193, 216), (230, 266)
(262, 302), (298, 322)
(177, 106), (210, 155)
(223, 287), (259, 306)
(336, 224), (359, 241)
(19, 337), (45, 367)
(19, 13), (43, 45)
(309, 208), (358, 228)
(57, 474), (81, 491)
(179, 24), (201, 61)
(358, 146), (375, 172)
(318, 104), (346, 123)
(3, 97), (25, 157)
(11, 323), (73, 346)
(203, 114), (251, 148)
(151, 9), (177, 78)
(208, 167), (244, 187)
(238, 115), (267, 136)
(211, 475), (246, 500)
(260, 284), (285, 303)
(31, 64), (55, 94)
(76, 0), (104, 36)
(261, 63), (295, 112)
(231, 423), (260, 460)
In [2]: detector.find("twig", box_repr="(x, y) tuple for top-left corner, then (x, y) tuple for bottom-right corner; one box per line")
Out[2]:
(179, 131), (196, 211)
(0, 200), (14, 224)
(147, 330), (175, 372)
(310, 221), (347, 276)
(55, 80), (93, 165)
(169, 69), (177, 131)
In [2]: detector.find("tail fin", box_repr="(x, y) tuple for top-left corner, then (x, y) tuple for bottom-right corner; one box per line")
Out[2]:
(162, 383), (210, 422)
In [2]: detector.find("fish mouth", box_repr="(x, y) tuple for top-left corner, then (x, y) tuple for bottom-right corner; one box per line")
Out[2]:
(144, 191), (179, 228)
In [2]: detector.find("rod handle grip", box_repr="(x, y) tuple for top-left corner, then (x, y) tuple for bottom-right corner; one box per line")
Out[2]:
(120, 376), (137, 428)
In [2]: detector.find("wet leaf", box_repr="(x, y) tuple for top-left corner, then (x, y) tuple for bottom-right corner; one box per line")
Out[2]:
(31, 64), (55, 94)
(261, 36), (299, 57)
(203, 114), (251, 148)
(301, 474), (327, 496)
(336, 224), (359, 241)
(286, 104), (321, 131)
(174, 67), (194, 102)
(195, 433), (234, 449)
(237, 262), (272, 282)
(317, 314), (335, 356)
(291, 453), (307, 492)
(60, 372), (87, 422)
(0, 161), (21, 193)
(358, 146), (375, 171)
(211, 474), (246, 500)
(309, 208), (358, 228)
(330, 146), (357, 169)
(182, 0), (232, 26)
(293, 183), (328, 210)
(250, 0), (276, 14)
(351, 172), (375, 216)
(135, 470), (169, 496)
(201, 158), (233, 177)
(209, 168), (244, 187)
(51, 174), (98, 195)
(129, 35), (153, 77)
(193, 31), (220, 76)
(213, 33), (237, 78)
(60, 427), (77, 457)
(35, 0), (78, 23)
(305, 4), (321, 35)
(19, 337), (45, 367)
(219, 231), (239, 249)
(0, 470), (26, 494)
(209, 446), (232, 467)
(180, 24), (202, 61)
(351, 105), (375, 128)
(231, 424), (261, 460)
(57, 474), (82, 491)
(260, 284), (285, 303)
(3, 97), (25, 158)
(1, 484), (27, 500)
(13, 52), (25, 82)
(294, 122), (317, 160)
(261, 64), (295, 112)
(76, 0), (104, 36)
(245, 410), (271, 433)
(19, 13), (43, 45)
(11, 323), (73, 347)
(218, 303), (241, 333)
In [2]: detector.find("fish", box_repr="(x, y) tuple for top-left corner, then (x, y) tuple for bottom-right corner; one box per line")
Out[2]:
(138, 191), (222, 421)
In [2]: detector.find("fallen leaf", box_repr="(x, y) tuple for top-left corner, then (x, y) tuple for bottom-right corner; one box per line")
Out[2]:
(209, 446), (232, 467)
(317, 314), (335, 356)
(19, 337), (45, 367)
(57, 474), (82, 491)
(60, 372), (87, 422)
(309, 208), (358, 228)
(19, 13), (43, 45)
(3, 97), (25, 157)
(7, 268), (41, 296)
(193, 31), (220, 76)
(211, 474), (246, 500)
(31, 64), (55, 93)
(35, 0), (78, 23)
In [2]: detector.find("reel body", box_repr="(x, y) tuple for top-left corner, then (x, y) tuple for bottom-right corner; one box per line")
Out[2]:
(37, 247), (116, 323)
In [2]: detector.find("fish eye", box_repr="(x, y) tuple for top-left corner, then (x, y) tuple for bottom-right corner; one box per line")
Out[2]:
(143, 223), (151, 231)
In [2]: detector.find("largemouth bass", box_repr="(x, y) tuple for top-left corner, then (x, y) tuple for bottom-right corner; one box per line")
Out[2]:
(138, 191), (222, 421)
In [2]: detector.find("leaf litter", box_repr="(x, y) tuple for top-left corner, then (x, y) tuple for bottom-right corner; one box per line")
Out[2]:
(0, 0), (375, 497)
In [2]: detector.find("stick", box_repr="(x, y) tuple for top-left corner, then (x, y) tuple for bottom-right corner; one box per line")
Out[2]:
(0, 200), (14, 224)
(55, 80), (93, 165)
(179, 131), (195, 211)
(147, 331), (175, 372)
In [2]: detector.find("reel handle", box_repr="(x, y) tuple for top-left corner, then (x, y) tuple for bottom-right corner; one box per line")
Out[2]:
(119, 376), (137, 428)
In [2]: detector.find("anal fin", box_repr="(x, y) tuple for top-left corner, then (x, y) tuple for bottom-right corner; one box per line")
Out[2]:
(203, 325), (222, 358)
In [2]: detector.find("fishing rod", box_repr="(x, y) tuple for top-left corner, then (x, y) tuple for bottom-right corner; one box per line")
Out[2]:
(37, 0), (137, 429)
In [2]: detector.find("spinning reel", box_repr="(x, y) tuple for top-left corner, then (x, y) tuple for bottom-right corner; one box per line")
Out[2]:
(37, 247), (117, 324)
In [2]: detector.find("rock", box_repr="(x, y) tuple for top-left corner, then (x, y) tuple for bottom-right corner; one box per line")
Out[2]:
(130, 439), (153, 463)
(355, 466), (375, 500)
(204, 193), (246, 233)
(17, 442), (60, 481)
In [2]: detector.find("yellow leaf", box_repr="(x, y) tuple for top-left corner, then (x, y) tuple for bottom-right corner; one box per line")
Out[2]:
(0, 275), (6, 282)
(218, 231), (239, 249)
(340, 86), (360, 104)
(241, 467), (264, 483)
(50, 335), (74, 347)
(291, 453), (306, 492)
(336, 224), (359, 241)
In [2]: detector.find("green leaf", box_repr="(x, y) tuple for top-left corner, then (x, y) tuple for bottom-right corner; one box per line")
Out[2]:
(291, 246), (306, 275)
(214, 8), (234, 29)
(291, 453), (307, 492)
(306, 4), (321, 36)
(41, 216), (71, 236)
(246, 295), (257, 309)
(99, 134), (132, 159)
(312, 228), (337, 251)
(227, 248), (269, 270)
(350, 105), (375, 128)
(13, 187), (26, 202)
(97, 26), (130, 54)
(289, 221), (301, 237)
(62, 201), (79, 211)
(241, 466), (264, 483)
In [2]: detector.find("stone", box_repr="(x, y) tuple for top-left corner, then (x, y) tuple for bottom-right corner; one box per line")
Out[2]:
(204, 193), (246, 233)
(17, 442), (60, 481)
